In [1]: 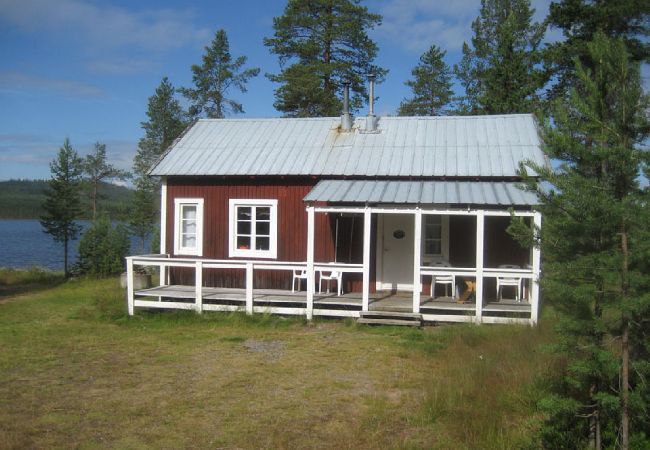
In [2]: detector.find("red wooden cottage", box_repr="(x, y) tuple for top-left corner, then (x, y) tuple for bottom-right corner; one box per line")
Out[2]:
(126, 91), (545, 325)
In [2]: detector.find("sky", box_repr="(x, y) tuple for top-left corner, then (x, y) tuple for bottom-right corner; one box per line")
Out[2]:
(0, 0), (572, 180)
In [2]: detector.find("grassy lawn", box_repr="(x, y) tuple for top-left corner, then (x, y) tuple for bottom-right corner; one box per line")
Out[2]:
(0, 274), (556, 449)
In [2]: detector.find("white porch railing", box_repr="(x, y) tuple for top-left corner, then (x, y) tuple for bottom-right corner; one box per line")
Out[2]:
(418, 265), (539, 325)
(125, 254), (364, 319)
(125, 255), (538, 325)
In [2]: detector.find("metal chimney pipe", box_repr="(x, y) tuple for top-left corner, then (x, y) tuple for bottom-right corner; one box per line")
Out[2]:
(366, 73), (377, 132)
(341, 80), (352, 131)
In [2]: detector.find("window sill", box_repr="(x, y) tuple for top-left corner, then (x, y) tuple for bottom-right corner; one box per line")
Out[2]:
(230, 249), (276, 259)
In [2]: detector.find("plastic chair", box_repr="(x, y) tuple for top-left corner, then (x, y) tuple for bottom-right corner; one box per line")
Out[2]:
(292, 269), (308, 292)
(496, 264), (522, 301)
(319, 271), (342, 296)
(430, 261), (455, 299)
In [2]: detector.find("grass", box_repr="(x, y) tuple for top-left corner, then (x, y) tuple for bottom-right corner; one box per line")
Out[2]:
(0, 274), (557, 449)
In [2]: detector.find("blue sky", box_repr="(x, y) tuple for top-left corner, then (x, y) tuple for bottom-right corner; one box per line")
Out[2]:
(0, 0), (562, 180)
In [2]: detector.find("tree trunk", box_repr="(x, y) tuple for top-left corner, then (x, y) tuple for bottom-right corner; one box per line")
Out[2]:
(621, 321), (630, 449)
(620, 226), (630, 449)
(588, 384), (601, 450)
(64, 235), (69, 278)
(92, 181), (98, 220)
(321, 2), (333, 114)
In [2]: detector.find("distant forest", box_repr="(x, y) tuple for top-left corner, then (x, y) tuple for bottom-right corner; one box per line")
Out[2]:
(0, 179), (133, 220)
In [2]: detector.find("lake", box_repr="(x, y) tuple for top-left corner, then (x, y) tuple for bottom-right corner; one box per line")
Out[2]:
(0, 219), (151, 271)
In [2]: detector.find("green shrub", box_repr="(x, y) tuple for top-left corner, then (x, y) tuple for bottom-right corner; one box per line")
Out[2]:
(76, 216), (129, 276)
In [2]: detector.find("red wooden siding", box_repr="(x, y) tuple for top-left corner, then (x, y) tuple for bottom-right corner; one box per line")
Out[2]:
(166, 177), (339, 291)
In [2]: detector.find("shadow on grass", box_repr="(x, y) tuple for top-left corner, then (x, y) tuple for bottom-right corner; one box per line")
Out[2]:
(0, 267), (66, 300)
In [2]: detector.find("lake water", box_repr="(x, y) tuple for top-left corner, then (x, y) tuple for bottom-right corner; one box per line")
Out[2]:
(0, 219), (151, 271)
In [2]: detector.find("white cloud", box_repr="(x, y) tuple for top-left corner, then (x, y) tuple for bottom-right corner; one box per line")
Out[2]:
(0, 133), (59, 165)
(0, 71), (104, 97)
(0, 134), (136, 176)
(377, 0), (555, 54)
(377, 0), (479, 54)
(85, 59), (153, 75)
(0, 0), (211, 53)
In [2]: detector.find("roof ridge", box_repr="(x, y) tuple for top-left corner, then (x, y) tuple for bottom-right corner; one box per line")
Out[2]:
(195, 113), (535, 123)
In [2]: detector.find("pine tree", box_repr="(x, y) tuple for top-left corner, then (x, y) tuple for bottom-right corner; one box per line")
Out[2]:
(264, 0), (386, 117)
(40, 138), (83, 277)
(398, 45), (453, 116)
(454, 0), (546, 114)
(130, 77), (187, 251)
(82, 142), (127, 220)
(517, 34), (650, 448)
(545, 0), (650, 101)
(180, 29), (259, 119)
(135, 77), (187, 179)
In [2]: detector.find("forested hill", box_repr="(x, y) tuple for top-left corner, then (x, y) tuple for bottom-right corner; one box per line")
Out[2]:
(0, 179), (134, 220)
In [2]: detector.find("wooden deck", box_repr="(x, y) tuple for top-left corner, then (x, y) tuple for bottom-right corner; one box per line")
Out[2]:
(134, 285), (532, 318)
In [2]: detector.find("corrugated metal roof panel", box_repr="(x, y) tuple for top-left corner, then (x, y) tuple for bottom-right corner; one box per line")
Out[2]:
(150, 114), (545, 177)
(303, 180), (538, 206)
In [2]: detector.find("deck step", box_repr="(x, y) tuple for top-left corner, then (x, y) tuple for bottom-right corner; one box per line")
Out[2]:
(357, 318), (422, 327)
(362, 310), (422, 319)
(358, 311), (422, 327)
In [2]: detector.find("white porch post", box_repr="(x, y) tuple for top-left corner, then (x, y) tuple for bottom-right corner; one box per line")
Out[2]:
(195, 260), (203, 313)
(412, 209), (422, 314)
(245, 262), (254, 315)
(127, 257), (134, 316)
(362, 208), (371, 312)
(530, 212), (542, 325)
(159, 177), (168, 285)
(306, 205), (315, 320)
(475, 210), (485, 324)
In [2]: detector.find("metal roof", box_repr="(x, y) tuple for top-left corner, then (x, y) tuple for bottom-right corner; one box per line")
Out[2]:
(150, 114), (545, 178)
(303, 180), (538, 206)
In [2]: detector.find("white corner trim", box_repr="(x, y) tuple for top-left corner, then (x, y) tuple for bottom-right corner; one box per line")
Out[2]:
(173, 198), (204, 256)
(228, 199), (278, 259)
(160, 177), (167, 254)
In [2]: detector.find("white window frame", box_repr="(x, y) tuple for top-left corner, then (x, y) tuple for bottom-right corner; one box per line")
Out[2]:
(421, 215), (449, 263)
(173, 198), (204, 256)
(229, 199), (278, 259)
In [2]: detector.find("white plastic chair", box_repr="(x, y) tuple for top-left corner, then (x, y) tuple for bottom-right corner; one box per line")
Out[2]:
(292, 269), (308, 292)
(496, 264), (522, 301)
(430, 261), (455, 299)
(319, 271), (342, 296)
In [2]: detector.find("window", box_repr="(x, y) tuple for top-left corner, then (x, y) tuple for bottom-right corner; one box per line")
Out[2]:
(174, 199), (204, 256)
(424, 215), (442, 256)
(229, 199), (278, 258)
(422, 215), (449, 262)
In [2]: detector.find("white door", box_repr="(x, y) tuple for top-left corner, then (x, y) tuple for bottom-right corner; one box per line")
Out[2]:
(377, 214), (414, 291)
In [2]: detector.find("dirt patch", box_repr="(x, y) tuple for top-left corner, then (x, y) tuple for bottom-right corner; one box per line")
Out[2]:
(242, 339), (285, 361)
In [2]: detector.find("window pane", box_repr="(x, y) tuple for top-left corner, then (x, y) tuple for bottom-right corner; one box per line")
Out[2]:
(256, 207), (270, 220)
(256, 237), (270, 251)
(237, 221), (251, 235)
(237, 236), (250, 249)
(237, 207), (251, 220)
(182, 205), (196, 220)
(182, 235), (196, 248)
(183, 220), (196, 234)
(256, 221), (270, 236)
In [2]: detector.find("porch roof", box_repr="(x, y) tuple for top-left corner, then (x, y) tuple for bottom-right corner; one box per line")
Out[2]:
(303, 180), (538, 206)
